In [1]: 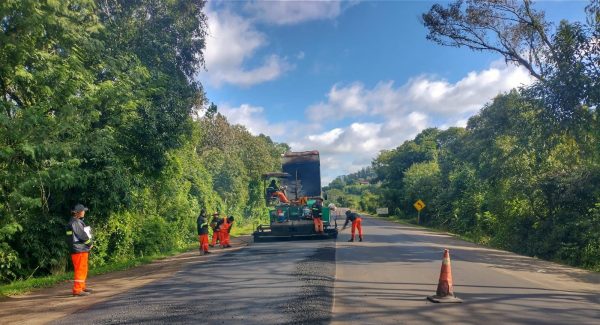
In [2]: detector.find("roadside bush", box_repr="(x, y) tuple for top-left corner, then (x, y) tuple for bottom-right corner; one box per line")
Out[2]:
(136, 215), (175, 256)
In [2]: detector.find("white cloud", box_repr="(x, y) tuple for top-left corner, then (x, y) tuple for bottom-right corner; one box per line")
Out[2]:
(202, 9), (292, 87)
(302, 62), (535, 183)
(214, 62), (535, 184)
(306, 62), (534, 121)
(218, 104), (288, 137)
(244, 1), (344, 25)
(307, 128), (343, 145)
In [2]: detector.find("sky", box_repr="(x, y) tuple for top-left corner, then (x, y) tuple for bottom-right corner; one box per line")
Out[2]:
(196, 0), (589, 185)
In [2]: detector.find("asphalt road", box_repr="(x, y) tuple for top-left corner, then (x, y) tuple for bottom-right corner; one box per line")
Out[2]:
(50, 215), (600, 325)
(52, 240), (336, 325)
(333, 217), (600, 324)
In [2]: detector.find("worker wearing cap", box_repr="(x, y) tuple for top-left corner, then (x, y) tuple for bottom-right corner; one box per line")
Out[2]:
(311, 200), (324, 234)
(197, 209), (211, 255)
(209, 212), (221, 247)
(342, 210), (363, 242)
(66, 203), (93, 296)
(220, 216), (234, 248)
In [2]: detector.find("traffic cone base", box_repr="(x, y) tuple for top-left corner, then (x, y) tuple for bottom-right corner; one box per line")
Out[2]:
(427, 249), (463, 303)
(426, 294), (463, 303)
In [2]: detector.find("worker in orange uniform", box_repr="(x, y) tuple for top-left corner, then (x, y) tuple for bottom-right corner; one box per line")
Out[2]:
(209, 212), (221, 247)
(311, 200), (324, 233)
(197, 209), (211, 255)
(66, 203), (94, 296)
(273, 190), (290, 204)
(342, 210), (363, 242)
(267, 179), (290, 204)
(220, 216), (234, 248)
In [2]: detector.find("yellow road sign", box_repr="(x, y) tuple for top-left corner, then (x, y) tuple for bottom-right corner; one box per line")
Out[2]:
(413, 199), (426, 211)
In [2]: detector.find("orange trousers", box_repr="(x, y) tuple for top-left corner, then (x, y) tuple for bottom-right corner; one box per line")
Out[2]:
(199, 234), (209, 252)
(211, 230), (220, 246)
(71, 252), (89, 294)
(313, 217), (324, 233)
(220, 230), (230, 247)
(351, 218), (363, 240)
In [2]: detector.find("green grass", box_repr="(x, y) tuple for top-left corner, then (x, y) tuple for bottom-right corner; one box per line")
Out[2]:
(0, 244), (196, 297)
(230, 222), (255, 237)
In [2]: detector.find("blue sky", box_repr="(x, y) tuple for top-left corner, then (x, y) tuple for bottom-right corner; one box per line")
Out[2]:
(197, 0), (589, 184)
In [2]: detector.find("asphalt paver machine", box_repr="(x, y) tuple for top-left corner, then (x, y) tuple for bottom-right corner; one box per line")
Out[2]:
(253, 151), (338, 241)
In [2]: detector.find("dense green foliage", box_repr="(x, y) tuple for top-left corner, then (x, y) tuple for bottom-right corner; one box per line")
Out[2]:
(369, 1), (600, 270)
(329, 1), (600, 271)
(373, 89), (599, 270)
(324, 167), (379, 213)
(0, 0), (285, 283)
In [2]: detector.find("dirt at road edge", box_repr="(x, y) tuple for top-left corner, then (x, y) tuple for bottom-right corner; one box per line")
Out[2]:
(0, 236), (251, 325)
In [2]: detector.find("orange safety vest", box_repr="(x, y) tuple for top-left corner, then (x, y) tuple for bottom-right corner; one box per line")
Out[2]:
(221, 217), (230, 232)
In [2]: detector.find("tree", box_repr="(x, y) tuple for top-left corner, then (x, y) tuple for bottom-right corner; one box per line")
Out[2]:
(423, 0), (600, 126)
(422, 0), (555, 81)
(0, 0), (105, 279)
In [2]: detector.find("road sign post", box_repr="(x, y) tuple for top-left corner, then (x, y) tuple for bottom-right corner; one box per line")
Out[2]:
(413, 199), (426, 224)
(376, 208), (389, 216)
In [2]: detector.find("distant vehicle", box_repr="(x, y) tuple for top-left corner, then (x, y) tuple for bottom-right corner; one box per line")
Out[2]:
(253, 151), (338, 242)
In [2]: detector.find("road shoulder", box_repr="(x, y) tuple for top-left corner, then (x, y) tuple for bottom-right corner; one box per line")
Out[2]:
(0, 236), (251, 325)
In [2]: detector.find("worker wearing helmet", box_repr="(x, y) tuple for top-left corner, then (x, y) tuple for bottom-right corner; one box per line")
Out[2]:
(220, 216), (234, 248)
(311, 200), (324, 234)
(197, 209), (211, 255)
(209, 212), (221, 247)
(66, 203), (94, 296)
(342, 210), (363, 242)
(267, 180), (289, 204)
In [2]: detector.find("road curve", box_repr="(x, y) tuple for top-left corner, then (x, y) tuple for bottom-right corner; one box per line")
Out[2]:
(333, 216), (600, 325)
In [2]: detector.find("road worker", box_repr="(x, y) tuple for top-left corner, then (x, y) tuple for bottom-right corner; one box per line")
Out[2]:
(197, 209), (211, 255)
(311, 200), (324, 234)
(273, 190), (290, 204)
(342, 210), (363, 242)
(266, 179), (290, 204)
(328, 203), (338, 224)
(299, 196), (308, 205)
(266, 179), (279, 199)
(66, 203), (93, 296)
(209, 212), (221, 247)
(220, 216), (234, 248)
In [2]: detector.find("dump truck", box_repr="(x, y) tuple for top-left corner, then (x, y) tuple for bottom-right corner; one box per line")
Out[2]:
(253, 151), (338, 242)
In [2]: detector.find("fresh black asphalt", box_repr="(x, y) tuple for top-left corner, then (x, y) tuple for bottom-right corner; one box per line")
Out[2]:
(52, 240), (336, 325)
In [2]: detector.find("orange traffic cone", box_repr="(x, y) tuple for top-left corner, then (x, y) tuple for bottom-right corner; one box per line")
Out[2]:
(427, 249), (462, 303)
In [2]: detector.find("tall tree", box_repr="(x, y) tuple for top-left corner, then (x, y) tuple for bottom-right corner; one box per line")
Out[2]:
(422, 0), (599, 124)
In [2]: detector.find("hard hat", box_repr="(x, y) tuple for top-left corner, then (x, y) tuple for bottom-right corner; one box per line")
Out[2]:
(71, 203), (89, 213)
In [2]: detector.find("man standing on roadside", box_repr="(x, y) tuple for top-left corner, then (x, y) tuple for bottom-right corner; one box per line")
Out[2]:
(66, 203), (93, 297)
(197, 209), (211, 255)
(209, 212), (221, 247)
(220, 216), (234, 248)
(342, 209), (363, 242)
